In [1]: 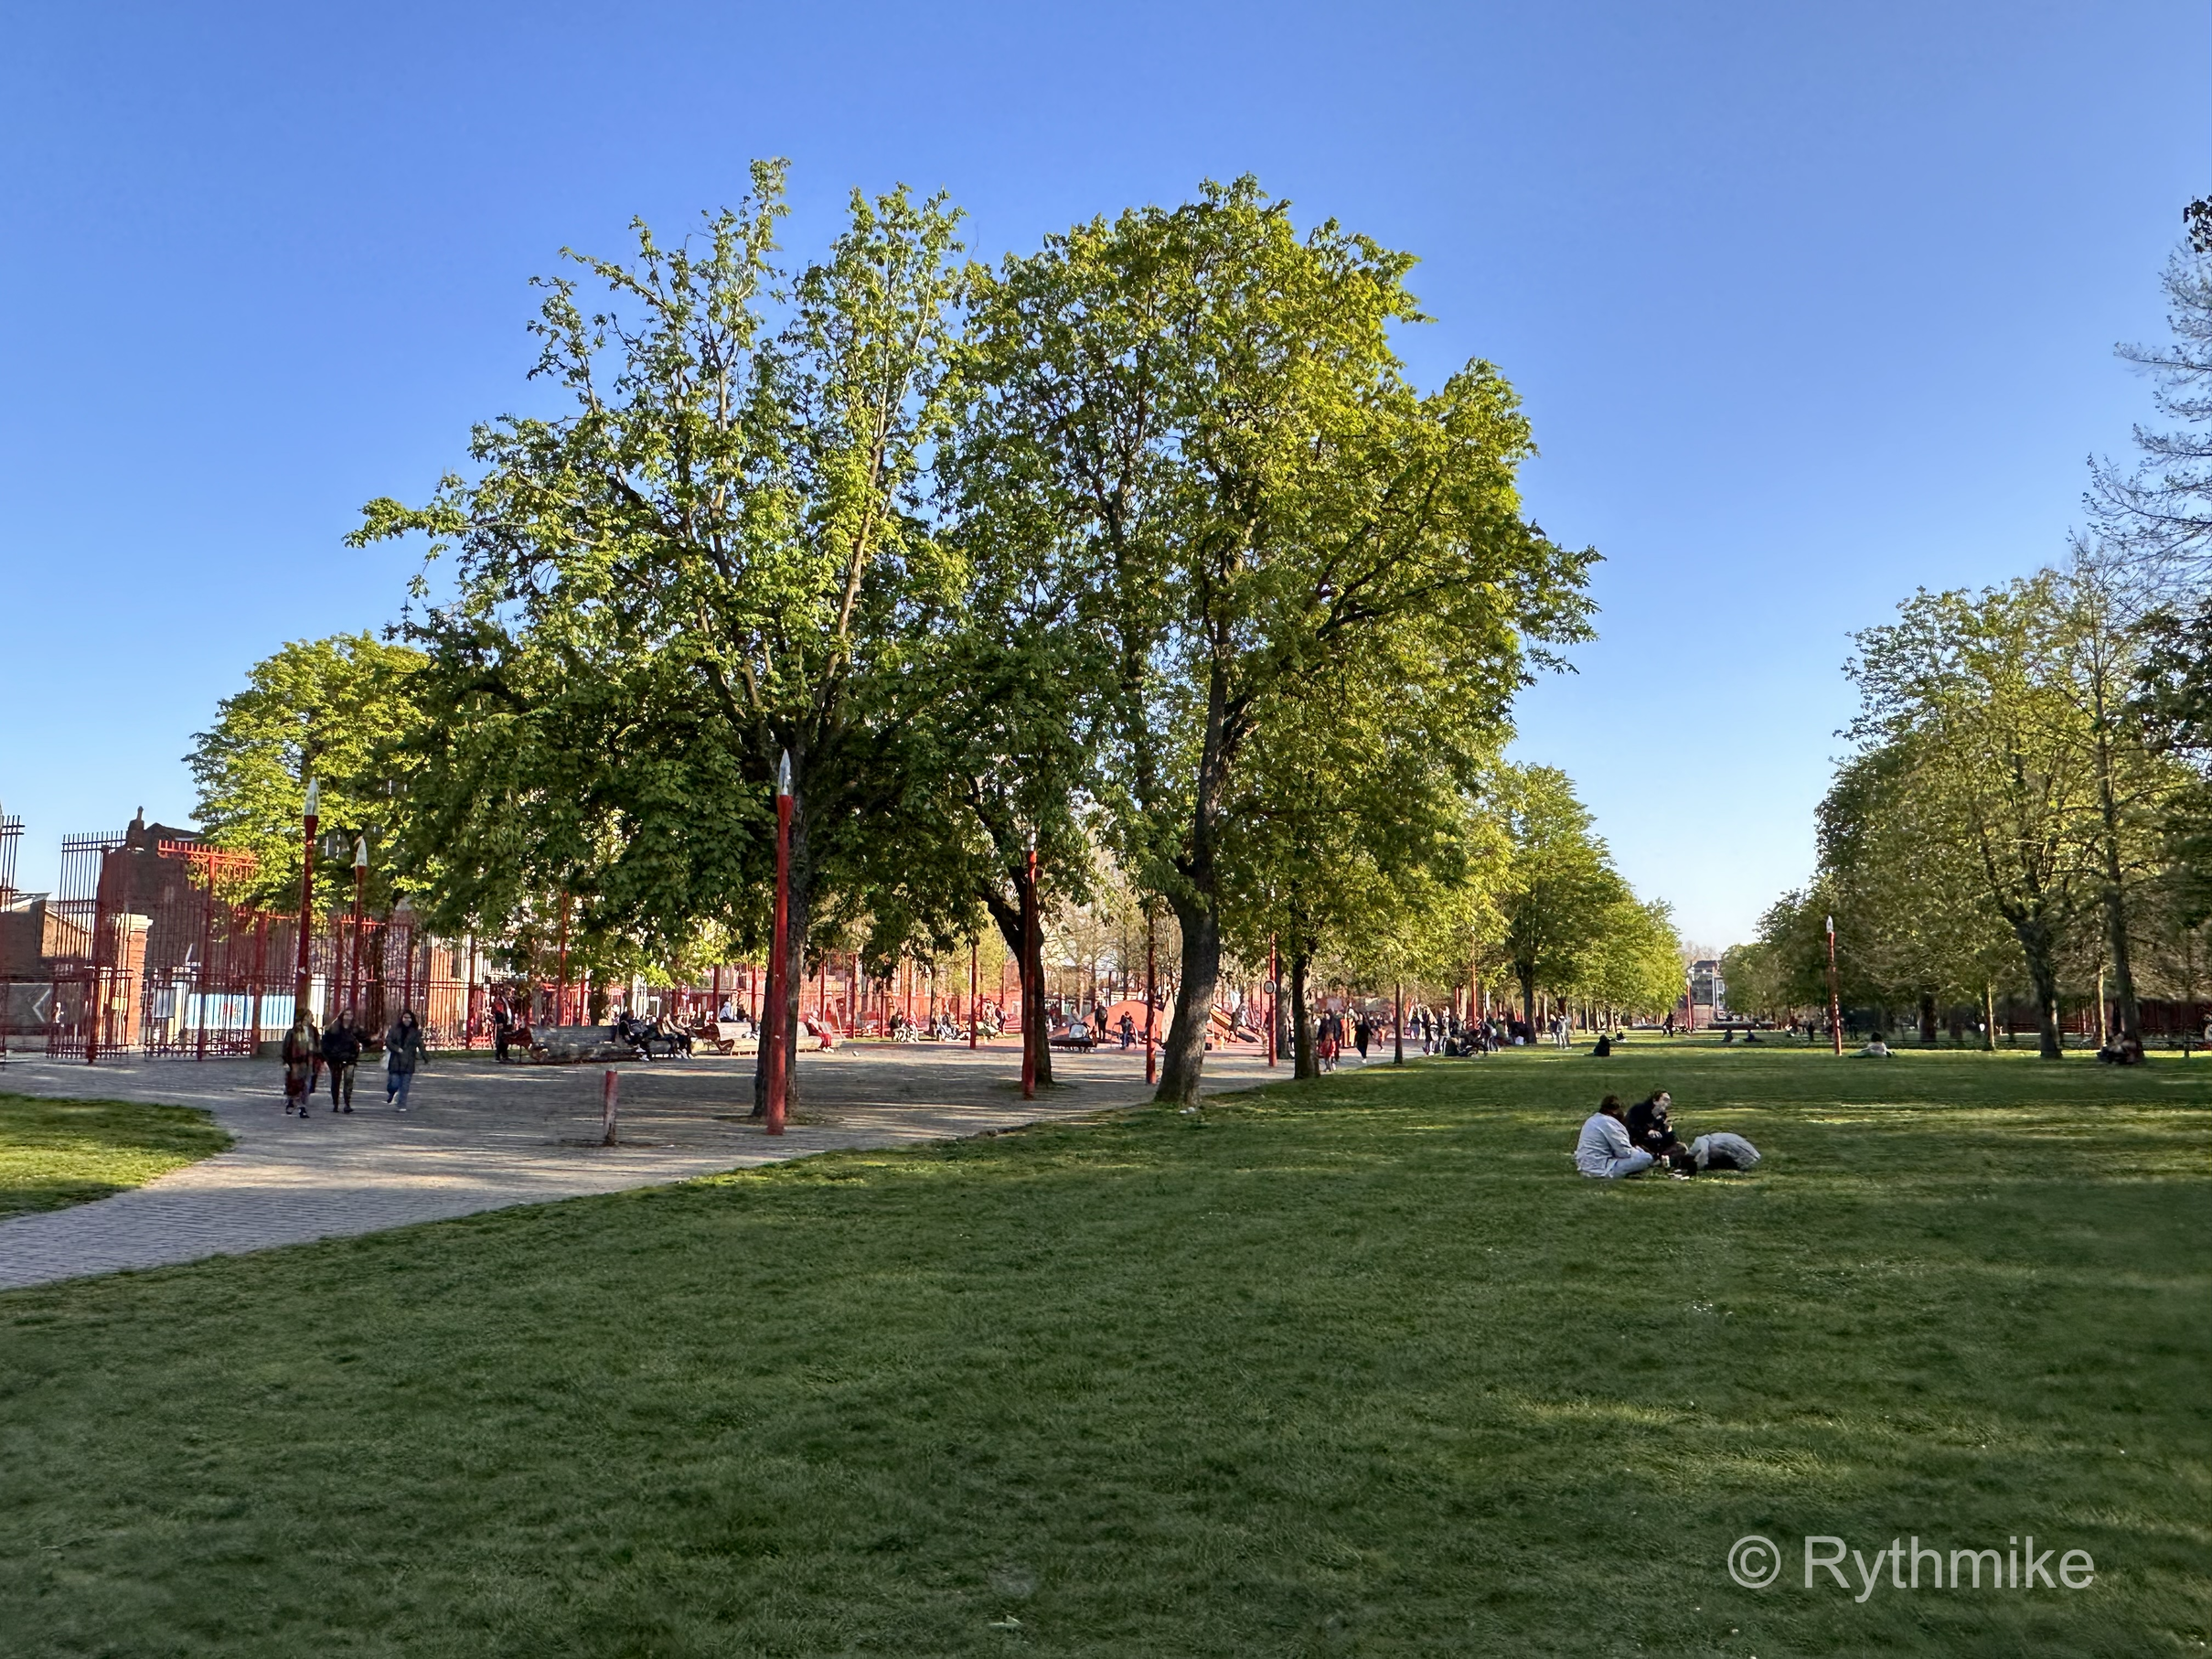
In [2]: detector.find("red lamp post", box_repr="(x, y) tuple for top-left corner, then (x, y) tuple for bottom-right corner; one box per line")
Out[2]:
(294, 778), (319, 1017)
(1825, 913), (1843, 1055)
(1266, 935), (1278, 1067)
(348, 836), (367, 1024)
(764, 751), (793, 1134)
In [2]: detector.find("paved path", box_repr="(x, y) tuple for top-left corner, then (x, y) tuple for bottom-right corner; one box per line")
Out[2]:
(0, 1042), (1285, 1290)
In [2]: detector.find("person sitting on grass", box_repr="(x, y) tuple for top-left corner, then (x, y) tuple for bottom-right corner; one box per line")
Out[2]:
(1684, 1130), (1761, 1174)
(1626, 1089), (1687, 1169)
(1855, 1033), (1892, 1058)
(1591, 1033), (1613, 1057)
(1574, 1095), (1655, 1180)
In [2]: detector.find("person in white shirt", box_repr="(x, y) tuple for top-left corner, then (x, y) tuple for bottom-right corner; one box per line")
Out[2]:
(1574, 1095), (1655, 1180)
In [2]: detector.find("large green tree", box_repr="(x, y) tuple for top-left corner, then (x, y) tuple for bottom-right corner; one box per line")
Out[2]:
(1845, 578), (2100, 1057)
(956, 178), (1595, 1103)
(355, 164), (968, 1107)
(1814, 742), (2022, 1043)
(187, 634), (426, 913)
(1217, 659), (1501, 1078)
(1576, 895), (1685, 1025)
(1487, 765), (1626, 1032)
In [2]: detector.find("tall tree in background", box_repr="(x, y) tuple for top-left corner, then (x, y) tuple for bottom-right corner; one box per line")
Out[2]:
(959, 178), (1595, 1104)
(1846, 578), (2098, 1058)
(863, 490), (1112, 1088)
(1576, 896), (1686, 1027)
(187, 634), (426, 913)
(2090, 199), (2212, 587)
(1489, 765), (1625, 1032)
(2054, 557), (2189, 1046)
(354, 165), (969, 1108)
(1815, 742), (2022, 1044)
(1219, 660), (1500, 1078)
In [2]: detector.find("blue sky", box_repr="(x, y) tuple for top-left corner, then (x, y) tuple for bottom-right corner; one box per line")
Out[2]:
(2, 1), (2207, 945)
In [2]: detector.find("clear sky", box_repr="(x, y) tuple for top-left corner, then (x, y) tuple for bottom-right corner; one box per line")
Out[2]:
(2, 2), (2207, 945)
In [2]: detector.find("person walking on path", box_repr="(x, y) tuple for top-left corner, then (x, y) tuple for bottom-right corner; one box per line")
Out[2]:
(322, 1011), (362, 1112)
(384, 1008), (427, 1111)
(281, 1011), (320, 1118)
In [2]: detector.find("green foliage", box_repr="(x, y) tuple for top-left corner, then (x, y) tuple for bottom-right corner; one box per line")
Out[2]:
(1830, 569), (2193, 1051)
(1576, 894), (1685, 1018)
(1752, 886), (1847, 1011)
(185, 634), (427, 911)
(960, 177), (1595, 1097)
(1216, 656), (1506, 1071)
(353, 164), (972, 1000)
(1814, 742), (2021, 1011)
(3, 1050), (2207, 1654)
(1487, 765), (1627, 1023)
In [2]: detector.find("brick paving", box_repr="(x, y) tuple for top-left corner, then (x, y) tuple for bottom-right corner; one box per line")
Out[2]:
(0, 1040), (1285, 1290)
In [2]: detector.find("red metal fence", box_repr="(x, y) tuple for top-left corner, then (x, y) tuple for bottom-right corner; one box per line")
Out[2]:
(0, 816), (1242, 1061)
(1, 825), (478, 1060)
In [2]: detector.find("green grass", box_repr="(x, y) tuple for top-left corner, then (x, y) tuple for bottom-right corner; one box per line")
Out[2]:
(2, 1045), (2207, 1657)
(0, 1091), (230, 1217)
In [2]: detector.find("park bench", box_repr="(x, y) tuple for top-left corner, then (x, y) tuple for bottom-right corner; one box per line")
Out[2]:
(695, 1020), (754, 1055)
(527, 1024), (632, 1064)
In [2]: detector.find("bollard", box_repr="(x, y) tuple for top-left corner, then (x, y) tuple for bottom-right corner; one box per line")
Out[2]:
(601, 1067), (619, 1147)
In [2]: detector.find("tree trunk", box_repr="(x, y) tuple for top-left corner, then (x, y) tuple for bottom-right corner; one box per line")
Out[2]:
(1157, 898), (1219, 1105)
(2088, 665), (2144, 1045)
(1157, 651), (1240, 1108)
(1289, 947), (1314, 1079)
(1918, 990), (1938, 1046)
(753, 797), (814, 1118)
(1981, 982), (1997, 1052)
(982, 869), (1052, 1088)
(1019, 862), (1053, 1087)
(1519, 969), (1537, 1037)
(2025, 953), (2065, 1061)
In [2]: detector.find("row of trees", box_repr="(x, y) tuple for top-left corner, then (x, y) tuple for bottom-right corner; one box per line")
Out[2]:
(1729, 199), (2212, 1055)
(187, 166), (1694, 1101)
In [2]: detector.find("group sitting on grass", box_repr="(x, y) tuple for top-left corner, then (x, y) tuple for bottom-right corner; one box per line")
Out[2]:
(1573, 1090), (1760, 1181)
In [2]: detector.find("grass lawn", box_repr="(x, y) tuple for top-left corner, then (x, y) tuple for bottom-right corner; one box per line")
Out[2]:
(1, 1044), (2207, 1656)
(0, 1091), (230, 1218)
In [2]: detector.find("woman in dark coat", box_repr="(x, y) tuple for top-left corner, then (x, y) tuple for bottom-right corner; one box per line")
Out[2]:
(384, 1009), (426, 1111)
